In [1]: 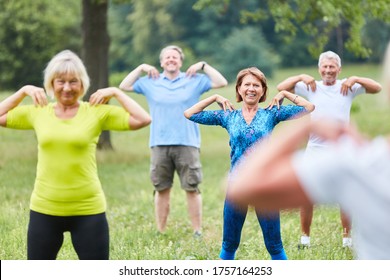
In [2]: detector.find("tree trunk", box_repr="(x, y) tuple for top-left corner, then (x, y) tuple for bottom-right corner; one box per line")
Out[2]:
(336, 25), (344, 60)
(81, 0), (112, 150)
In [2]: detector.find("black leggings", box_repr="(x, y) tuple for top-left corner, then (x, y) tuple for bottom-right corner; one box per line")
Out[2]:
(27, 210), (109, 260)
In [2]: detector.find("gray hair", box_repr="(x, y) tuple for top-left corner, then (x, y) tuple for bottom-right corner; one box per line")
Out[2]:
(44, 50), (90, 99)
(318, 51), (341, 67)
(159, 45), (184, 62)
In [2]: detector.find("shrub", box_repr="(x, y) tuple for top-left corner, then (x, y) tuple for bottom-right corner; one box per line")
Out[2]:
(215, 27), (279, 83)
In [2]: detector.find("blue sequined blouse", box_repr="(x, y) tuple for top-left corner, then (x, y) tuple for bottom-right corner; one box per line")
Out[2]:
(189, 105), (306, 170)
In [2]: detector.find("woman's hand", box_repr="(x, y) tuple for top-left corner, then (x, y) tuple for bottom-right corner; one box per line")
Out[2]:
(23, 85), (48, 107)
(265, 91), (285, 109)
(0, 85), (48, 126)
(89, 87), (118, 105)
(184, 94), (234, 119)
(215, 95), (235, 111)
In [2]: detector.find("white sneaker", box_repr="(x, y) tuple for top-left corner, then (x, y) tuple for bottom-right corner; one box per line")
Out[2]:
(298, 235), (310, 249)
(193, 231), (202, 239)
(343, 237), (353, 248)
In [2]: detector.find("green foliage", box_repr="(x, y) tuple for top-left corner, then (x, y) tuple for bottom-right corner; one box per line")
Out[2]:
(361, 20), (390, 62)
(215, 27), (279, 82)
(108, 0), (268, 74)
(195, 0), (390, 59)
(193, 0), (230, 13)
(109, 0), (203, 72)
(108, 3), (135, 72)
(278, 31), (317, 67)
(1, 0), (389, 90)
(0, 0), (81, 89)
(127, 0), (181, 64)
(109, 0), (390, 74)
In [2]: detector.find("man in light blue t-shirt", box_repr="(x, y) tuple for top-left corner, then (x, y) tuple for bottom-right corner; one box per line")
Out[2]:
(120, 45), (227, 236)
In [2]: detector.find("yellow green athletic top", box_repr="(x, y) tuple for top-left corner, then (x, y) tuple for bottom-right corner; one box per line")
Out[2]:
(6, 102), (130, 216)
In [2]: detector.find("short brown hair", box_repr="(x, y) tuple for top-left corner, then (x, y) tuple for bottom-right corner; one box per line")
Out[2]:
(235, 67), (268, 103)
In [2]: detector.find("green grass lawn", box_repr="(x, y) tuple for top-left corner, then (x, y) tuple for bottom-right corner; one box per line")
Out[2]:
(0, 64), (389, 260)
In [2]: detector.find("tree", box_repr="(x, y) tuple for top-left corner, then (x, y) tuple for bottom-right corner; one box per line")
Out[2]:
(108, 0), (272, 75)
(108, 3), (134, 72)
(82, 0), (112, 149)
(128, 0), (180, 64)
(0, 0), (80, 89)
(194, 0), (390, 58)
(109, 0), (201, 72)
(361, 20), (390, 62)
(216, 27), (279, 82)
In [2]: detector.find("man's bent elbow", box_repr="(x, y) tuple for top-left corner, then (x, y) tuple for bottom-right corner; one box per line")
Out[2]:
(119, 83), (133, 92)
(143, 116), (152, 126)
(130, 117), (152, 130)
(370, 84), (382, 94)
(184, 110), (192, 119)
(212, 79), (228, 89)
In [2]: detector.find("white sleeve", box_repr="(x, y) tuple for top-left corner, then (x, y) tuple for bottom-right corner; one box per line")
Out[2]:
(340, 78), (365, 97)
(294, 81), (313, 99)
(351, 83), (366, 97)
(292, 137), (389, 208)
(291, 146), (349, 204)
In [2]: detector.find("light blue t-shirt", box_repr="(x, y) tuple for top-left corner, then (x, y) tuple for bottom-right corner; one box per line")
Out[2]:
(133, 72), (211, 147)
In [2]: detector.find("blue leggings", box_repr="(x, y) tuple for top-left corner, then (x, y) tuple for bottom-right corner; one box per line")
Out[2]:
(219, 200), (287, 260)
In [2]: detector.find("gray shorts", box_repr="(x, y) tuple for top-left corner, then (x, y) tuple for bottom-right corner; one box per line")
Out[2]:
(150, 146), (202, 192)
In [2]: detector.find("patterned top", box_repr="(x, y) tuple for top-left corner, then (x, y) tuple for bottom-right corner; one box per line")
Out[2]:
(190, 105), (306, 169)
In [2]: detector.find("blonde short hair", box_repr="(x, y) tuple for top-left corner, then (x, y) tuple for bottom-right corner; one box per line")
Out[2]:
(159, 45), (184, 62)
(44, 50), (90, 98)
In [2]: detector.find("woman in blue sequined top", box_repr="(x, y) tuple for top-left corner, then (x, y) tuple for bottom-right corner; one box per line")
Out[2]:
(184, 67), (315, 260)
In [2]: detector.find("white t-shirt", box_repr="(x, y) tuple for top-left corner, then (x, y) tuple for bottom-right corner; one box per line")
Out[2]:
(292, 137), (390, 259)
(295, 80), (365, 148)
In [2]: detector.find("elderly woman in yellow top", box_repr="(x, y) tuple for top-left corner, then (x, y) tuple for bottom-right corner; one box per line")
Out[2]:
(0, 50), (151, 260)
